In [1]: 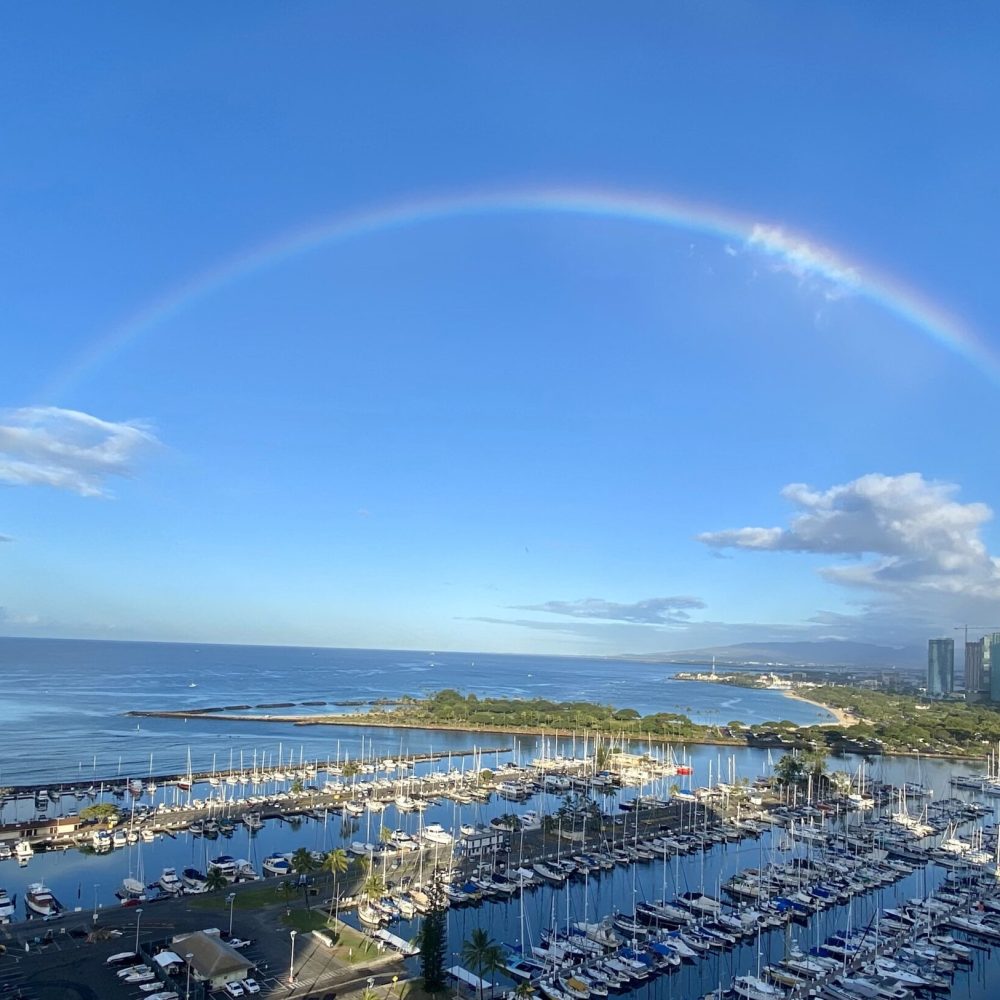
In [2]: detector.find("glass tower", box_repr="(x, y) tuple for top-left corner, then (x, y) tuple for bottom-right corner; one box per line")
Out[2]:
(927, 638), (954, 697)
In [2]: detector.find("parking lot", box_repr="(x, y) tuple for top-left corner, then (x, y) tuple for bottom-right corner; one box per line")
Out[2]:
(0, 883), (409, 1000)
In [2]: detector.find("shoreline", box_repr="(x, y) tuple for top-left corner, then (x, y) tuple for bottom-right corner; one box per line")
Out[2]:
(125, 706), (984, 759)
(128, 708), (746, 748)
(782, 689), (859, 728)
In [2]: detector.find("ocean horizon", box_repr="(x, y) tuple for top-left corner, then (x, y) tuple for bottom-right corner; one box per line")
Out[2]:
(0, 635), (835, 785)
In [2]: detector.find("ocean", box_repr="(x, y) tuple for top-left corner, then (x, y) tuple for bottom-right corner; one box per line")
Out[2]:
(0, 637), (835, 786)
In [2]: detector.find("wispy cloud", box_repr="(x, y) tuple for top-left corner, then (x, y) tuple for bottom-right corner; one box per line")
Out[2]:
(0, 406), (158, 498)
(511, 596), (706, 626)
(745, 224), (861, 300)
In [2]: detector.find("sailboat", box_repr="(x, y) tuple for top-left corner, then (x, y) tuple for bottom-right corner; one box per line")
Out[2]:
(177, 747), (194, 793)
(118, 800), (147, 903)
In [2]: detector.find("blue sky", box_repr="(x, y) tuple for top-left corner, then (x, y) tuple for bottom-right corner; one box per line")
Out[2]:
(3, 3), (1000, 656)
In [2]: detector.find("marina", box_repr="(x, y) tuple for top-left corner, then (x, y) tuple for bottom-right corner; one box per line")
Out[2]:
(1, 641), (998, 999)
(0, 730), (999, 1000)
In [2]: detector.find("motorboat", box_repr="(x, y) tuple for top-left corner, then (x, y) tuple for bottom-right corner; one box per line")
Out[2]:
(262, 853), (291, 877)
(208, 855), (238, 881)
(158, 868), (183, 894)
(0, 889), (16, 922)
(235, 859), (259, 881)
(421, 823), (453, 845)
(182, 868), (208, 892)
(25, 882), (59, 917)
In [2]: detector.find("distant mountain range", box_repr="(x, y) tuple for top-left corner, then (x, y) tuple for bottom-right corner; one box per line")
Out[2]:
(632, 639), (924, 670)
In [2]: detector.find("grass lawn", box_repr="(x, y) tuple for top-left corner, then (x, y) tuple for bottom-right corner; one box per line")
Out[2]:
(281, 908), (331, 932)
(188, 883), (294, 911)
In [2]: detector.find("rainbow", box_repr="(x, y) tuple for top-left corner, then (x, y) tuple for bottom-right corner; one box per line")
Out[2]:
(41, 185), (1000, 400)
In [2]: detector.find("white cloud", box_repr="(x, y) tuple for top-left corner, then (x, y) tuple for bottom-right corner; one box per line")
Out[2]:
(0, 406), (157, 498)
(700, 472), (1000, 603)
(746, 224), (861, 299)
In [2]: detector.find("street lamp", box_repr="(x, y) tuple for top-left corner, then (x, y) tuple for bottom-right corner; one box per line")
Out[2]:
(185, 952), (194, 1000)
(92, 884), (99, 922)
(226, 892), (236, 937)
(134, 907), (143, 956)
(289, 929), (298, 985)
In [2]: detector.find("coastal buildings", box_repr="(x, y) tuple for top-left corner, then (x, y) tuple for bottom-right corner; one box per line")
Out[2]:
(927, 638), (954, 697)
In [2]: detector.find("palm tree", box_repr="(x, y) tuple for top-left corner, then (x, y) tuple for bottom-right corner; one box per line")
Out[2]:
(322, 848), (349, 921)
(363, 871), (385, 902)
(291, 846), (317, 907)
(514, 982), (535, 1000)
(460, 927), (503, 1000)
(205, 867), (229, 892)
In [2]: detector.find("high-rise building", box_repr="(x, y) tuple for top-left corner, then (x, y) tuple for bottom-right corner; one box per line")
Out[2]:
(927, 638), (954, 697)
(990, 636), (1000, 703)
(966, 639), (985, 699)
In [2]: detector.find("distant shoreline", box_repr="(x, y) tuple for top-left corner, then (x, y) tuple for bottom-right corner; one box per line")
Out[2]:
(781, 689), (858, 728)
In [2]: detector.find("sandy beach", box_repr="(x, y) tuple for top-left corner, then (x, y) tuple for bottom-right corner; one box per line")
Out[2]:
(783, 689), (858, 728)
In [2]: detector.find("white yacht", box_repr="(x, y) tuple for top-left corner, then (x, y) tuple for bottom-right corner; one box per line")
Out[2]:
(208, 855), (238, 881)
(0, 888), (16, 922)
(421, 823), (453, 845)
(158, 868), (183, 894)
(262, 853), (291, 876)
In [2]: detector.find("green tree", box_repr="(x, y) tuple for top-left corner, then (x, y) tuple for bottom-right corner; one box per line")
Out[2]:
(342, 760), (361, 779)
(460, 927), (503, 1000)
(291, 847), (318, 907)
(205, 867), (229, 892)
(773, 753), (804, 786)
(322, 848), (349, 921)
(363, 872), (385, 901)
(80, 803), (120, 825)
(801, 748), (828, 788)
(290, 777), (304, 795)
(417, 875), (448, 993)
(612, 708), (640, 722)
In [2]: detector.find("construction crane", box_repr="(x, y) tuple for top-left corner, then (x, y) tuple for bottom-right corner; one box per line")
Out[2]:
(954, 625), (1000, 646)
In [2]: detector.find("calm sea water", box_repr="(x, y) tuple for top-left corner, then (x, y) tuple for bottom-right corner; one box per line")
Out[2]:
(0, 637), (835, 785)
